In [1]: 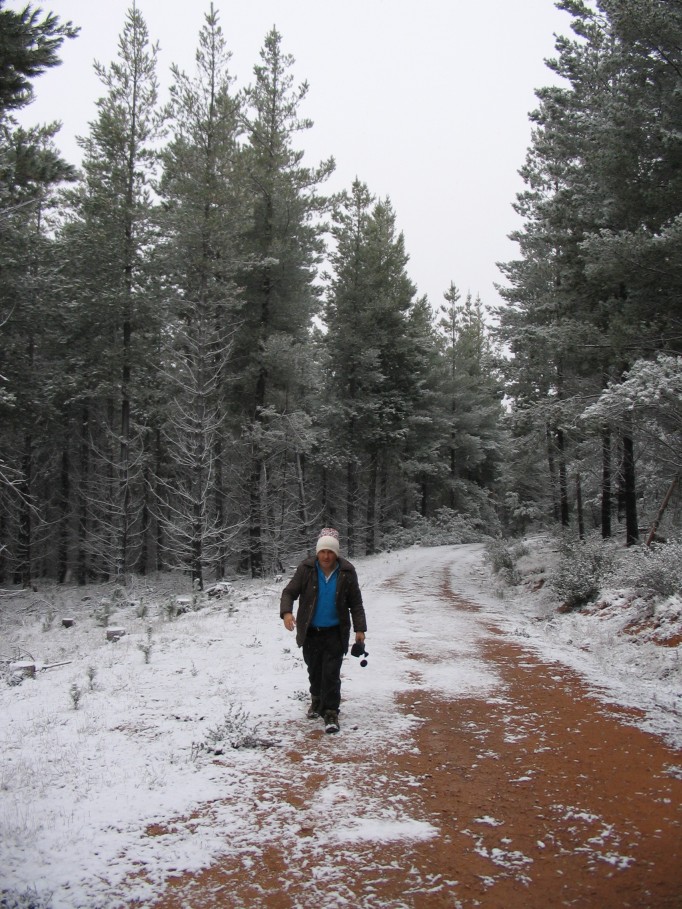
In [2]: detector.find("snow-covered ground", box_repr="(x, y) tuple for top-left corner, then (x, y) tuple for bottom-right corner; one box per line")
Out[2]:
(1, 540), (680, 908)
(457, 538), (682, 745)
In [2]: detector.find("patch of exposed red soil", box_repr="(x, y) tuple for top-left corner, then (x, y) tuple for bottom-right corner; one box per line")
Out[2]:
(137, 575), (681, 909)
(622, 613), (682, 648)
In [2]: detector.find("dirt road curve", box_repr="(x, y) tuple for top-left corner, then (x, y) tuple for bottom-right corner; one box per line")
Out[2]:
(144, 567), (681, 909)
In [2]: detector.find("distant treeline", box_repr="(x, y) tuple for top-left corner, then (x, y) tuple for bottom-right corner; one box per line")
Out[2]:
(1, 1), (680, 586)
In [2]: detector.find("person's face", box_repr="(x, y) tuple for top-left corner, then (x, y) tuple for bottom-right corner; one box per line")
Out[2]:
(317, 548), (338, 572)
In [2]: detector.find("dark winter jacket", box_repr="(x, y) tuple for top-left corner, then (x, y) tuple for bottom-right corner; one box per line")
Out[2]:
(279, 556), (366, 653)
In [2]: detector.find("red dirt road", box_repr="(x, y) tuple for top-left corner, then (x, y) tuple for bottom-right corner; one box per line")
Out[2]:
(143, 571), (682, 909)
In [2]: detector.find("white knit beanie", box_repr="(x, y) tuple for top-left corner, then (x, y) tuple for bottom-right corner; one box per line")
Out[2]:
(316, 527), (340, 557)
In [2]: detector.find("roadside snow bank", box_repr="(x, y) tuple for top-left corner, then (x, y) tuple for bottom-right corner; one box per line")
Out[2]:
(447, 539), (682, 749)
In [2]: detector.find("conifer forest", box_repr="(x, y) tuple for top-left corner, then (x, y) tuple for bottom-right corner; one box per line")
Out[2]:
(1, 0), (681, 587)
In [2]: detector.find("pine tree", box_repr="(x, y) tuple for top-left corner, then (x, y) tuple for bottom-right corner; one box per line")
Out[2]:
(0, 144), (73, 584)
(0, 0), (78, 113)
(506, 0), (682, 542)
(57, 5), (163, 578)
(436, 286), (505, 529)
(237, 27), (333, 575)
(323, 180), (432, 554)
(0, 2), (78, 583)
(391, 293), (446, 522)
(156, 5), (245, 587)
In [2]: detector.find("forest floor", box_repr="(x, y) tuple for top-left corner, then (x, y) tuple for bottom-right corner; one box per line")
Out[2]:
(135, 561), (682, 909)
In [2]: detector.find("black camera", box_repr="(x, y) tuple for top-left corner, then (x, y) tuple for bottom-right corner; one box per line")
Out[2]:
(350, 641), (368, 667)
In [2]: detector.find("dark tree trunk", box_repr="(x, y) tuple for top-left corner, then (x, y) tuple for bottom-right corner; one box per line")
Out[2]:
(58, 444), (71, 583)
(295, 452), (311, 547)
(379, 452), (388, 536)
(546, 423), (560, 522)
(213, 435), (226, 580)
(365, 448), (378, 555)
(103, 397), (116, 581)
(138, 452), (151, 577)
(622, 425), (639, 546)
(0, 511), (6, 583)
(576, 472), (585, 541)
(556, 427), (570, 527)
(16, 434), (33, 587)
(647, 475), (678, 546)
(77, 407), (89, 585)
(192, 507), (204, 590)
(249, 356), (267, 577)
(192, 422), (205, 590)
(119, 113), (136, 579)
(156, 428), (167, 572)
(247, 244), (272, 579)
(249, 455), (263, 577)
(346, 459), (357, 558)
(119, 371), (131, 577)
(320, 467), (328, 528)
(601, 425), (612, 539)
(449, 444), (456, 510)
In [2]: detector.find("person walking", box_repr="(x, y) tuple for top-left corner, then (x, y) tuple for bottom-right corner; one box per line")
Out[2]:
(280, 528), (366, 733)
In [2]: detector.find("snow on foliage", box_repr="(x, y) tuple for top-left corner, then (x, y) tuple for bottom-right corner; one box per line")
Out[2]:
(582, 354), (682, 433)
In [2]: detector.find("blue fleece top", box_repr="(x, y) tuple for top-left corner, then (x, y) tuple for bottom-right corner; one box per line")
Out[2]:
(312, 561), (340, 627)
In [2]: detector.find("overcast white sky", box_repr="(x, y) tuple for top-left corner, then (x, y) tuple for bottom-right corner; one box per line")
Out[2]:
(11, 0), (570, 310)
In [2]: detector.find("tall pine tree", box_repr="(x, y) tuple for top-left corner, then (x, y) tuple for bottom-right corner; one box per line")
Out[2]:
(58, 4), (163, 577)
(156, 4), (245, 586)
(237, 28), (333, 575)
(0, 1), (77, 583)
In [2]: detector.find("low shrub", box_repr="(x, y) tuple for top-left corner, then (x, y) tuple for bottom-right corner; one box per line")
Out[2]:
(483, 538), (528, 586)
(549, 533), (616, 610)
(198, 704), (272, 754)
(1, 888), (53, 909)
(381, 508), (486, 550)
(93, 600), (114, 627)
(615, 540), (682, 598)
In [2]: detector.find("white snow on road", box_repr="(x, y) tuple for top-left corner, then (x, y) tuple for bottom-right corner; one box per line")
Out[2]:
(0, 542), (680, 907)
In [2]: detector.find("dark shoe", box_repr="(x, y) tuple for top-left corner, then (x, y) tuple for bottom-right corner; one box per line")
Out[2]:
(324, 710), (339, 734)
(306, 697), (320, 719)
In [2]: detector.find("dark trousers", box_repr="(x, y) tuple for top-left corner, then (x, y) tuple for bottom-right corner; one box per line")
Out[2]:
(302, 626), (344, 714)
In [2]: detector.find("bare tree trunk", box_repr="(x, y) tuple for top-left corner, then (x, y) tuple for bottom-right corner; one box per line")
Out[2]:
(249, 348), (267, 576)
(449, 443), (456, 510)
(295, 452), (311, 544)
(365, 448), (378, 555)
(646, 475), (677, 546)
(347, 459), (357, 558)
(119, 72), (137, 580)
(379, 452), (388, 543)
(192, 497), (204, 590)
(601, 424), (612, 539)
(58, 445), (70, 583)
(0, 511), (6, 583)
(138, 448), (151, 577)
(101, 396), (117, 581)
(249, 455), (263, 577)
(119, 354), (131, 578)
(192, 401), (206, 589)
(320, 466), (329, 528)
(556, 427), (570, 528)
(213, 436), (226, 580)
(77, 407), (89, 585)
(546, 423), (560, 523)
(16, 434), (33, 587)
(576, 471), (585, 541)
(622, 422), (639, 546)
(152, 427), (164, 572)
